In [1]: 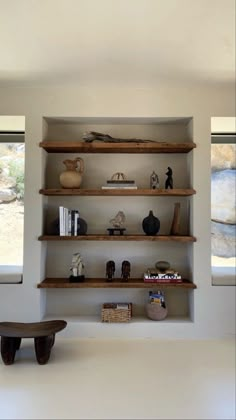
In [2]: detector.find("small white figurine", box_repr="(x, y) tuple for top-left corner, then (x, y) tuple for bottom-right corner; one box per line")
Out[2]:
(109, 211), (126, 228)
(111, 172), (126, 180)
(70, 252), (84, 277)
(150, 171), (159, 189)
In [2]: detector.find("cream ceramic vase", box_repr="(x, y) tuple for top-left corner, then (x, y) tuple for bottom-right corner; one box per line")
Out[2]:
(59, 157), (84, 188)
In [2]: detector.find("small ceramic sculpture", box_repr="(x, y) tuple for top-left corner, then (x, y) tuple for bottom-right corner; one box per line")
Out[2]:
(142, 210), (160, 235)
(121, 260), (131, 282)
(155, 261), (171, 272)
(107, 211), (126, 236)
(111, 172), (126, 180)
(109, 211), (126, 228)
(170, 202), (181, 235)
(150, 171), (159, 189)
(106, 260), (115, 282)
(70, 252), (84, 281)
(165, 167), (173, 189)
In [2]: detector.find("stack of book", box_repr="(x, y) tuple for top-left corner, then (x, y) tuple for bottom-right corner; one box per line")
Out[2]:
(144, 268), (182, 283)
(59, 206), (80, 236)
(101, 180), (137, 189)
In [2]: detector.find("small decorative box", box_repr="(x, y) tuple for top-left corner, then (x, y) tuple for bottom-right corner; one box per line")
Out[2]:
(101, 303), (132, 323)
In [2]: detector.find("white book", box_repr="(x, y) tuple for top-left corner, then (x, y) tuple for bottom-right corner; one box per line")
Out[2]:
(59, 206), (65, 236)
(101, 186), (138, 189)
(73, 210), (80, 236)
(105, 183), (136, 187)
(64, 207), (69, 236)
(68, 210), (72, 236)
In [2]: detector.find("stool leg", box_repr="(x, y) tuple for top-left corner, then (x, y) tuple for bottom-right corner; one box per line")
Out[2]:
(15, 338), (22, 350)
(1, 337), (18, 365)
(34, 335), (54, 365)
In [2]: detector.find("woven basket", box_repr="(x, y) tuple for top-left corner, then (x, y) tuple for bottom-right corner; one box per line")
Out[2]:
(146, 303), (168, 321)
(101, 303), (132, 322)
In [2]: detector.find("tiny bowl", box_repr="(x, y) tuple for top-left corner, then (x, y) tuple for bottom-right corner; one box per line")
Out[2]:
(155, 260), (170, 271)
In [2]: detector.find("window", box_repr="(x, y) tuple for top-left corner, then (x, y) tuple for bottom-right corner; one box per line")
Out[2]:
(211, 117), (236, 286)
(0, 116), (25, 283)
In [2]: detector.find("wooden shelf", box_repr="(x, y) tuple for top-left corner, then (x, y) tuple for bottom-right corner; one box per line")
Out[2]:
(38, 234), (197, 242)
(39, 141), (196, 154)
(42, 314), (193, 325)
(39, 188), (196, 196)
(37, 278), (197, 289)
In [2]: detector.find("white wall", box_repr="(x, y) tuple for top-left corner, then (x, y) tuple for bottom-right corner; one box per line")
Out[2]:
(0, 82), (235, 338)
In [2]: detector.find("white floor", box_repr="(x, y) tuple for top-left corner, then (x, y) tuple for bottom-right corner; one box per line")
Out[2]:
(0, 338), (235, 420)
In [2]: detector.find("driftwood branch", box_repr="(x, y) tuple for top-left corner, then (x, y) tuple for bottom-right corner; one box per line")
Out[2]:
(82, 131), (158, 143)
(211, 218), (236, 226)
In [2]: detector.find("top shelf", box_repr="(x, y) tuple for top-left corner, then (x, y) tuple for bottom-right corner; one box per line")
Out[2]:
(39, 141), (196, 154)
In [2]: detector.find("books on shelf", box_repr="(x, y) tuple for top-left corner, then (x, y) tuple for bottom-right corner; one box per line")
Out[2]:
(144, 278), (183, 283)
(59, 206), (65, 236)
(144, 273), (182, 279)
(106, 180), (135, 184)
(144, 268), (182, 283)
(102, 179), (137, 189)
(59, 206), (80, 236)
(101, 185), (138, 189)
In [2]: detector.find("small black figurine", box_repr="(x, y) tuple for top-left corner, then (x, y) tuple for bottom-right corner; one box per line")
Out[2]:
(121, 260), (131, 282)
(106, 260), (115, 282)
(165, 167), (173, 189)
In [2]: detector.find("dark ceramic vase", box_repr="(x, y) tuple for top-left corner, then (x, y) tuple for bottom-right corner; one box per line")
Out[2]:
(142, 210), (160, 235)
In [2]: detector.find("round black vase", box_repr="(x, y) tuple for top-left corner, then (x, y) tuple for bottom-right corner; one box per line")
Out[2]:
(142, 210), (160, 235)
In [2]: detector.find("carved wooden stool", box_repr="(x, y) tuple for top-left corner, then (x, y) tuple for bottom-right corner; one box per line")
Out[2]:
(0, 320), (67, 365)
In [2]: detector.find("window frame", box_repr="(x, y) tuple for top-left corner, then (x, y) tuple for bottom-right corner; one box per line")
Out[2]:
(0, 122), (25, 284)
(211, 132), (236, 286)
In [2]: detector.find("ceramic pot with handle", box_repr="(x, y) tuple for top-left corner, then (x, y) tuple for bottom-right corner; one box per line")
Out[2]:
(59, 157), (84, 188)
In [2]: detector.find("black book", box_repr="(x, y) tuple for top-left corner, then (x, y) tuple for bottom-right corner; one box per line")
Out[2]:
(106, 180), (135, 184)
